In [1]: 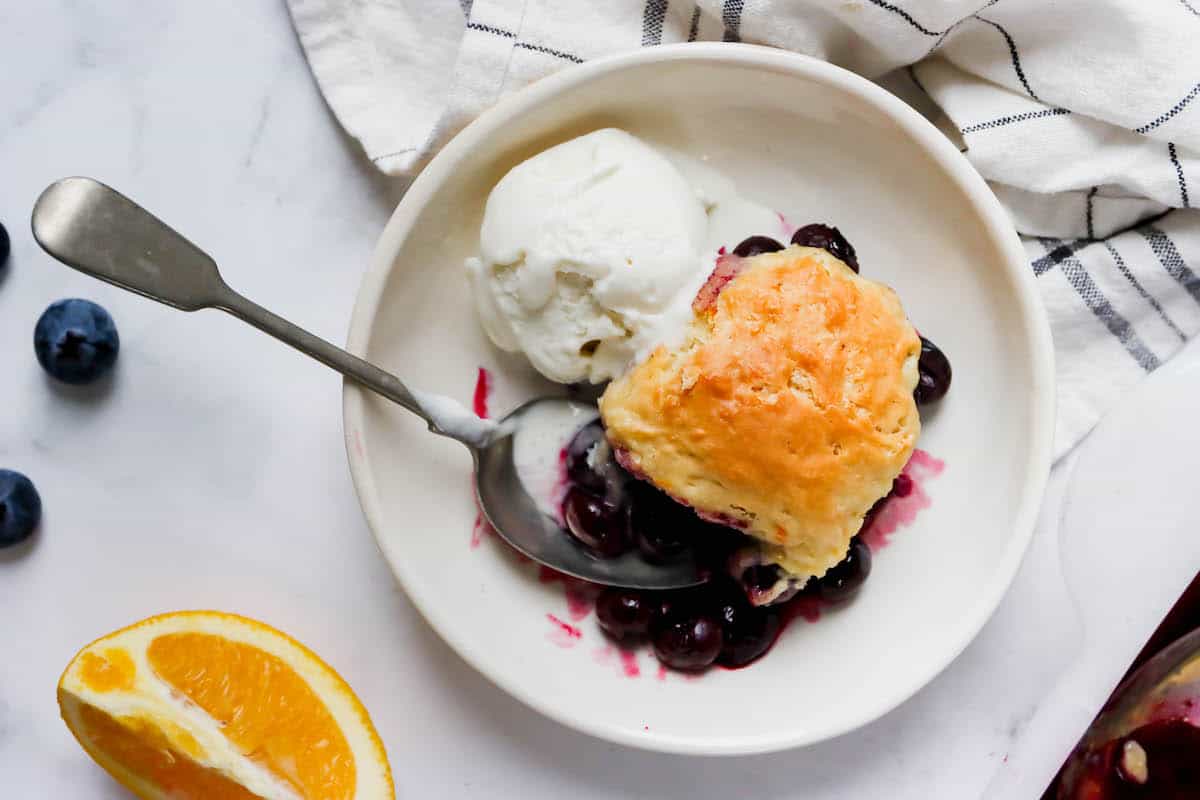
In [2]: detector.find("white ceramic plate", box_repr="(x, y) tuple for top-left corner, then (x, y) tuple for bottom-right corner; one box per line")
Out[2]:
(343, 44), (1055, 755)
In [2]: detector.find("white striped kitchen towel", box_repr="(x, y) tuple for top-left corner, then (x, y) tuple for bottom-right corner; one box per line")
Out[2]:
(287, 0), (1200, 458)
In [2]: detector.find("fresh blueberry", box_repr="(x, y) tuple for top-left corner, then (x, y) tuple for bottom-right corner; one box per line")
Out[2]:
(715, 583), (782, 668)
(913, 335), (952, 405)
(815, 536), (872, 604)
(0, 470), (41, 548)
(34, 299), (119, 384)
(596, 588), (653, 640)
(651, 609), (723, 671)
(562, 486), (630, 558)
(790, 224), (859, 272)
(0, 221), (10, 268)
(732, 235), (784, 258)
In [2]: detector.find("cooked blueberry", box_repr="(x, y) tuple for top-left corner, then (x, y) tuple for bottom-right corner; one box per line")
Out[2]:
(741, 564), (784, 594)
(651, 611), (723, 670)
(627, 482), (693, 562)
(0, 221), (9, 267)
(562, 487), (630, 557)
(891, 473), (914, 498)
(692, 522), (747, 568)
(815, 536), (872, 604)
(913, 335), (952, 405)
(651, 592), (681, 626)
(732, 235), (784, 258)
(34, 299), (119, 385)
(0, 470), (41, 548)
(564, 419), (610, 494)
(649, 585), (717, 630)
(790, 224), (859, 272)
(716, 591), (781, 668)
(596, 588), (653, 640)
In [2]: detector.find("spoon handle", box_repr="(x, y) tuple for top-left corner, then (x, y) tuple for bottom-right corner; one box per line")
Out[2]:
(214, 288), (422, 416)
(31, 176), (464, 443)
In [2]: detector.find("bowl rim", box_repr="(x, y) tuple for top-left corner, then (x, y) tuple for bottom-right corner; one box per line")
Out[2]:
(342, 42), (1056, 755)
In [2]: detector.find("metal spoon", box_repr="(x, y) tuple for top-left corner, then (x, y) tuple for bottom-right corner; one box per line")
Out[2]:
(31, 177), (704, 590)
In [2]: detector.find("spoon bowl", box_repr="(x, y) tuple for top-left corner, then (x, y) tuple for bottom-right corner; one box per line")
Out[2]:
(479, 397), (705, 589)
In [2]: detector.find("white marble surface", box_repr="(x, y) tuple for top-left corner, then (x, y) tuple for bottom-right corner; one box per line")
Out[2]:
(0, 2), (1189, 797)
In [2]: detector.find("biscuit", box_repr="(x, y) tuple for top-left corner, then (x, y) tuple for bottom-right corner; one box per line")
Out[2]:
(599, 246), (921, 579)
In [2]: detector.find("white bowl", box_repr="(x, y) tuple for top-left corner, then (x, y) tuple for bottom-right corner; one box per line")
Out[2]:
(343, 43), (1055, 755)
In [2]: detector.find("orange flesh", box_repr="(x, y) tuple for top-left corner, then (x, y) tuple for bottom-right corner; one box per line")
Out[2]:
(146, 632), (355, 800)
(79, 649), (137, 692)
(77, 704), (265, 800)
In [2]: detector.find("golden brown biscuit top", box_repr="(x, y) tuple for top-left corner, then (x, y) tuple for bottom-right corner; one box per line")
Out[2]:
(599, 246), (921, 579)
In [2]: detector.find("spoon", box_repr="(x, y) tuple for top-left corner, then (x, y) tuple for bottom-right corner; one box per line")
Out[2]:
(1056, 626), (1200, 796)
(31, 177), (704, 590)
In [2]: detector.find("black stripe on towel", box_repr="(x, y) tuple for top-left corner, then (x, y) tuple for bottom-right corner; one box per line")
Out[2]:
(642, 0), (669, 46)
(973, 16), (1041, 101)
(1135, 82), (1200, 134)
(960, 107), (1070, 134)
(514, 41), (583, 63)
(1169, 142), (1191, 208)
(466, 22), (584, 63)
(466, 21), (515, 38)
(1139, 225), (1200, 307)
(1032, 239), (1090, 275)
(1104, 241), (1187, 342)
(1180, 0), (1200, 18)
(722, 0), (744, 42)
(1039, 238), (1160, 372)
(920, 1), (1002, 59)
(864, 0), (942, 36)
(688, 5), (702, 41)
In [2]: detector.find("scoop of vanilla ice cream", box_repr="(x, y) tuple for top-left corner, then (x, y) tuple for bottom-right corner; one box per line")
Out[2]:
(466, 129), (710, 384)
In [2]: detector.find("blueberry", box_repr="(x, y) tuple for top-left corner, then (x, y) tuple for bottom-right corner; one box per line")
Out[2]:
(790, 224), (859, 272)
(741, 564), (784, 594)
(0, 221), (9, 267)
(732, 235), (784, 258)
(716, 585), (781, 668)
(627, 482), (694, 562)
(565, 420), (609, 494)
(651, 610), (723, 671)
(815, 536), (872, 604)
(0, 470), (41, 548)
(690, 522), (747, 569)
(34, 299), (119, 384)
(913, 335), (952, 405)
(562, 486), (630, 558)
(596, 588), (653, 640)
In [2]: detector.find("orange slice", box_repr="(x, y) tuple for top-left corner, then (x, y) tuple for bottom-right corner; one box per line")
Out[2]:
(58, 611), (394, 800)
